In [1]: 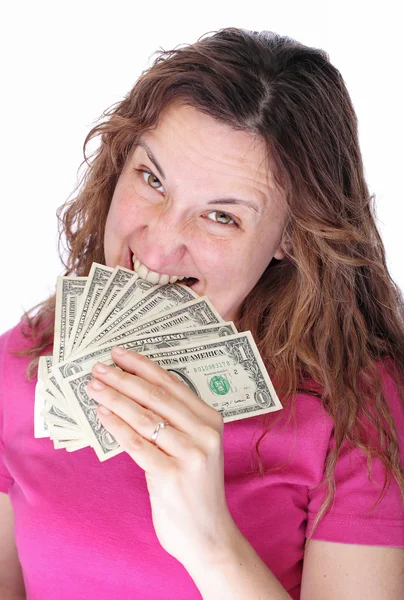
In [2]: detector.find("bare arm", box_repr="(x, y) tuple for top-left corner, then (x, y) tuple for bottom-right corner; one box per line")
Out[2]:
(301, 539), (404, 599)
(0, 492), (26, 600)
(185, 524), (292, 600)
(186, 525), (404, 600)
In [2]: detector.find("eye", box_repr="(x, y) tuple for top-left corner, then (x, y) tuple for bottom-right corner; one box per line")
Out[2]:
(137, 169), (165, 194)
(206, 211), (236, 226)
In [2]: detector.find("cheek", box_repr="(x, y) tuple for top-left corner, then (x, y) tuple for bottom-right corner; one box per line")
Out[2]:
(199, 238), (259, 285)
(103, 192), (134, 264)
(104, 202), (119, 253)
(105, 189), (140, 240)
(202, 235), (271, 303)
(105, 201), (123, 235)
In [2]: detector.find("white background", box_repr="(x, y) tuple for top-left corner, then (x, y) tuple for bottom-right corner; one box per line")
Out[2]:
(1, 0), (402, 334)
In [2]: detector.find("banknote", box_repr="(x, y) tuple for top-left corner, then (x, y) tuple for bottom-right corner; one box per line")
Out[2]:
(41, 355), (71, 410)
(37, 355), (85, 436)
(90, 273), (156, 330)
(65, 263), (114, 357)
(34, 357), (50, 438)
(59, 332), (282, 461)
(73, 266), (136, 351)
(141, 331), (282, 422)
(42, 394), (81, 430)
(48, 424), (84, 441)
(98, 297), (223, 347)
(60, 368), (124, 461)
(41, 296), (229, 448)
(53, 276), (87, 363)
(39, 298), (223, 447)
(36, 355), (76, 431)
(50, 322), (237, 451)
(81, 283), (197, 350)
(52, 322), (237, 380)
(35, 262), (283, 459)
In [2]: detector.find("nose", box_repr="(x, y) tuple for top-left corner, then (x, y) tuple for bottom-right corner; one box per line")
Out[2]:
(135, 208), (187, 272)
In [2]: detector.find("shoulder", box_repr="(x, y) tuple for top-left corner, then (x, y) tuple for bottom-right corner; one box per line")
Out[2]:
(0, 316), (54, 371)
(307, 356), (404, 546)
(0, 320), (46, 404)
(0, 320), (38, 378)
(291, 356), (404, 455)
(375, 356), (404, 432)
(0, 320), (34, 353)
(224, 389), (336, 488)
(0, 319), (53, 445)
(0, 322), (37, 455)
(0, 321), (31, 371)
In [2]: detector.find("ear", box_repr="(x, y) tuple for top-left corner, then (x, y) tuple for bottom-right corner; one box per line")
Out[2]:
(273, 246), (285, 261)
(273, 237), (291, 261)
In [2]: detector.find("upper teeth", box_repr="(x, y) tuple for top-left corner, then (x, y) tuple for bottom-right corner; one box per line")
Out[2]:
(132, 254), (187, 285)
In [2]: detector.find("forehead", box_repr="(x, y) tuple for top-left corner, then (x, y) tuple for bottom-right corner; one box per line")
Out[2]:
(141, 104), (269, 178)
(135, 104), (284, 213)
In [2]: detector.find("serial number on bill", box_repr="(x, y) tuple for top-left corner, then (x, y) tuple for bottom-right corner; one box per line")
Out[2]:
(193, 361), (231, 372)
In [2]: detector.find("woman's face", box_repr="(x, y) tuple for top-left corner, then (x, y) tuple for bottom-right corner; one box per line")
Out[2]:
(104, 104), (288, 321)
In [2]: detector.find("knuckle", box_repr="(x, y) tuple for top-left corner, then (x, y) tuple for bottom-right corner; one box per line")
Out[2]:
(138, 409), (158, 429)
(114, 367), (128, 383)
(204, 427), (222, 453)
(156, 465), (179, 497)
(160, 370), (180, 386)
(187, 447), (206, 470)
(163, 463), (178, 482)
(125, 433), (144, 453)
(150, 385), (170, 404)
(212, 410), (224, 431)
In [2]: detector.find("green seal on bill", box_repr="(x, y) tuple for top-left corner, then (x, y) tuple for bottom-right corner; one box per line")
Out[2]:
(209, 375), (230, 395)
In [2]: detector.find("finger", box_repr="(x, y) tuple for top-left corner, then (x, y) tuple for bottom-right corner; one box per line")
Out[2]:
(90, 362), (217, 449)
(111, 346), (223, 430)
(87, 379), (196, 458)
(96, 405), (173, 472)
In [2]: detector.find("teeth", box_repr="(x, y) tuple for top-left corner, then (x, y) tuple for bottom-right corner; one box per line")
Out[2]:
(159, 274), (170, 285)
(132, 254), (189, 285)
(137, 264), (148, 280)
(145, 271), (161, 284)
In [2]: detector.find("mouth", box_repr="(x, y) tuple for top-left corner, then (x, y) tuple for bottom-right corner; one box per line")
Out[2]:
(131, 253), (199, 289)
(181, 277), (199, 288)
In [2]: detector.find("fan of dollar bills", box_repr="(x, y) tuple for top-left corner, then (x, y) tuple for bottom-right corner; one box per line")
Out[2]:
(35, 263), (282, 462)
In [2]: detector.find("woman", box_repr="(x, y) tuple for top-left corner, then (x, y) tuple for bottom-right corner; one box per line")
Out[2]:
(1, 27), (403, 599)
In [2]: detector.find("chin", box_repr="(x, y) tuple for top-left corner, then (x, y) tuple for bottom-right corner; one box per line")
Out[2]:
(216, 306), (235, 322)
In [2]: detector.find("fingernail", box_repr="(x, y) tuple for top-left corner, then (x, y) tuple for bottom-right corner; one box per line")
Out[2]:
(113, 346), (127, 355)
(91, 379), (106, 390)
(94, 362), (108, 374)
(98, 405), (112, 415)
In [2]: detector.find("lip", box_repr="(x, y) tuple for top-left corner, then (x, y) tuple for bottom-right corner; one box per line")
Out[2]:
(129, 249), (162, 275)
(129, 250), (196, 280)
(126, 248), (133, 270)
(128, 250), (201, 292)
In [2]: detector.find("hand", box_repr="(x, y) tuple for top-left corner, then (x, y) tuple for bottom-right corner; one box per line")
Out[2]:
(86, 346), (238, 570)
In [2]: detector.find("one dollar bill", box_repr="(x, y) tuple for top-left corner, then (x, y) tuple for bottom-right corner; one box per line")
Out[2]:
(60, 332), (282, 462)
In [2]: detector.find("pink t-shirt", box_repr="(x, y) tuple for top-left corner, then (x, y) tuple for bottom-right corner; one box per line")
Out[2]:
(1, 322), (403, 599)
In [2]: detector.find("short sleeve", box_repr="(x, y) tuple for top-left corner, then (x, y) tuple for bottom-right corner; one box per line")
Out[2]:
(307, 360), (404, 546)
(0, 327), (14, 493)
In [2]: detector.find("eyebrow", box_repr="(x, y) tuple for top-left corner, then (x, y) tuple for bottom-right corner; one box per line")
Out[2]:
(138, 141), (166, 180)
(136, 139), (260, 213)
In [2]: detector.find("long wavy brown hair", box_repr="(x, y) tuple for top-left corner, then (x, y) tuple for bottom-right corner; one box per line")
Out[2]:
(19, 27), (404, 538)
